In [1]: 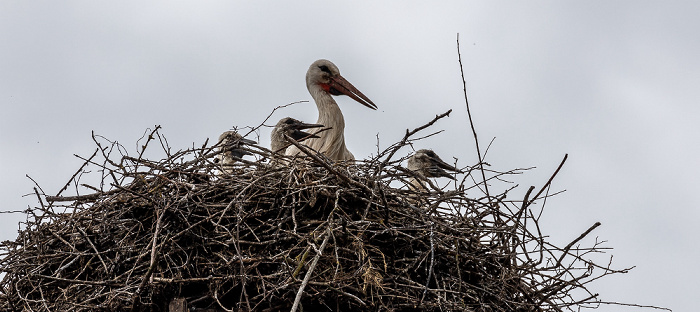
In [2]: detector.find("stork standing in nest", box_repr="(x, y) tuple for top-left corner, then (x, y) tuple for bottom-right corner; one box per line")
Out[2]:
(215, 131), (256, 174)
(270, 117), (323, 154)
(285, 59), (377, 161)
(407, 149), (461, 191)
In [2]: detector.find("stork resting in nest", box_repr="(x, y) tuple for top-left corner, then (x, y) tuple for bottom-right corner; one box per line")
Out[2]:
(285, 59), (377, 161)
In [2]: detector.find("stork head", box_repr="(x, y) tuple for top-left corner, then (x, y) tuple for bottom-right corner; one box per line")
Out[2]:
(217, 131), (256, 159)
(407, 149), (461, 180)
(276, 117), (324, 141)
(306, 59), (377, 110)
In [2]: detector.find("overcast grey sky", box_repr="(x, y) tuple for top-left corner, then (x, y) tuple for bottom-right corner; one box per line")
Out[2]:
(1, 2), (698, 311)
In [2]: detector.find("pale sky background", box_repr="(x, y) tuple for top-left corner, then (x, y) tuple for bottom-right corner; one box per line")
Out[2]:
(1, 2), (698, 311)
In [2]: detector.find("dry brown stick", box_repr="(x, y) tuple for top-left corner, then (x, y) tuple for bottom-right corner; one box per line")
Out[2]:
(596, 301), (672, 311)
(130, 205), (168, 312)
(31, 274), (121, 287)
(91, 131), (124, 170)
(54, 148), (99, 199)
(45, 188), (120, 202)
(291, 247), (312, 279)
(504, 185), (536, 251)
(519, 186), (536, 215)
(135, 125), (162, 161)
(215, 173), (271, 226)
(283, 133), (373, 195)
(49, 229), (76, 253)
(148, 204), (167, 283)
(213, 288), (235, 312)
(554, 222), (602, 269)
(151, 276), (229, 283)
(32, 187), (45, 211)
(76, 227), (109, 272)
(456, 33), (490, 199)
(290, 226), (331, 312)
(122, 156), (168, 172)
(244, 100), (308, 139)
(420, 222), (436, 303)
(307, 281), (368, 307)
(233, 202), (252, 312)
(380, 109), (452, 166)
(524, 154), (569, 209)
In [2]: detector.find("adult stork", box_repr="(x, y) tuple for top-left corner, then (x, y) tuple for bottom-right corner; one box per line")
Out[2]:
(407, 149), (461, 191)
(215, 131), (256, 174)
(270, 117), (323, 154)
(285, 59), (377, 161)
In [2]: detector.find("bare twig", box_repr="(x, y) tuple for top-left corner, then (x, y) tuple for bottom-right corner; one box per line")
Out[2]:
(283, 133), (373, 195)
(54, 149), (99, 198)
(457, 33), (490, 199)
(554, 222), (602, 268)
(525, 154), (569, 209)
(380, 109), (452, 166)
(290, 227), (332, 312)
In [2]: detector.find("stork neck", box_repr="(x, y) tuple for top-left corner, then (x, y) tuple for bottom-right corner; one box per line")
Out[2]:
(303, 85), (354, 161)
(311, 88), (345, 130)
(409, 176), (429, 192)
(270, 131), (285, 154)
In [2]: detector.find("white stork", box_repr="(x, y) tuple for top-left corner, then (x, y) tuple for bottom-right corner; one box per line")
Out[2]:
(285, 59), (377, 161)
(407, 149), (461, 190)
(215, 131), (256, 174)
(270, 117), (323, 154)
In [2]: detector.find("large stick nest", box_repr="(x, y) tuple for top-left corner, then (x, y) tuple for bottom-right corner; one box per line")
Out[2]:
(0, 118), (628, 312)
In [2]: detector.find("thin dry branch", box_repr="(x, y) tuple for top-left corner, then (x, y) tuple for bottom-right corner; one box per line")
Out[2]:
(457, 33), (490, 199)
(283, 133), (374, 195)
(380, 109), (452, 166)
(525, 154), (569, 209)
(54, 148), (99, 199)
(554, 222), (602, 269)
(290, 226), (332, 312)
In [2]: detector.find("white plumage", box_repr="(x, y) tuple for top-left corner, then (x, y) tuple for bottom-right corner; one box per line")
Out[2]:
(286, 59), (377, 161)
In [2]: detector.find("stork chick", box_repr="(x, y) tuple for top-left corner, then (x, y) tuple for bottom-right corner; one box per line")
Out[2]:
(286, 59), (377, 161)
(407, 149), (461, 191)
(270, 117), (323, 154)
(215, 131), (256, 174)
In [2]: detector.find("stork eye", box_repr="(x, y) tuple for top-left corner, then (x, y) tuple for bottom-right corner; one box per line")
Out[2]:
(285, 119), (295, 124)
(318, 65), (331, 73)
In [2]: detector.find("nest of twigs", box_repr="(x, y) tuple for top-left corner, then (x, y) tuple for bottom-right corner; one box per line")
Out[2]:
(0, 113), (628, 312)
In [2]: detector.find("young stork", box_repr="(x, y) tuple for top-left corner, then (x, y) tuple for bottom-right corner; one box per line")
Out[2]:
(270, 117), (323, 154)
(407, 149), (461, 191)
(285, 59), (377, 161)
(215, 131), (256, 174)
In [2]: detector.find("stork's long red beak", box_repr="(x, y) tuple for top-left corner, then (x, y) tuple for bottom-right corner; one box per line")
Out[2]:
(328, 75), (378, 110)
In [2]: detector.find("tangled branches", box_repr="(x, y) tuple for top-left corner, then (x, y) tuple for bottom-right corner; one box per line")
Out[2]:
(0, 120), (630, 311)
